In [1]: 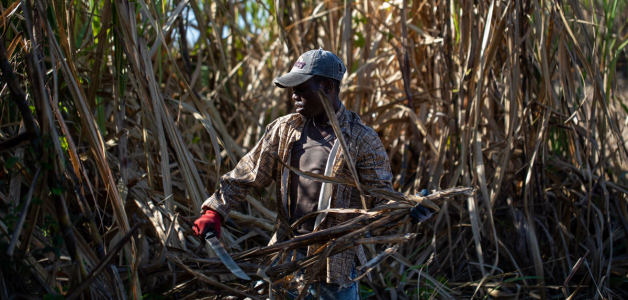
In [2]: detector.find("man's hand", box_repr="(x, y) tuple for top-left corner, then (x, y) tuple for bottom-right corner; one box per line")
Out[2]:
(410, 189), (434, 224)
(193, 209), (223, 238)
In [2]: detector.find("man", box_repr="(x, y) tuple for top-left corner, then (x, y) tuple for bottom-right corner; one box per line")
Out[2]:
(193, 48), (432, 299)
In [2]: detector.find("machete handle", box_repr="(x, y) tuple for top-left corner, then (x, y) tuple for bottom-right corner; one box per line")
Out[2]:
(204, 228), (217, 240)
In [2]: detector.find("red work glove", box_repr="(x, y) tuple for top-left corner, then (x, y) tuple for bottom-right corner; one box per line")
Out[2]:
(193, 209), (223, 238)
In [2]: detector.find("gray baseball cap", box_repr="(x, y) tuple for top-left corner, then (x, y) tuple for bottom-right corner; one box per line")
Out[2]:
(273, 48), (346, 88)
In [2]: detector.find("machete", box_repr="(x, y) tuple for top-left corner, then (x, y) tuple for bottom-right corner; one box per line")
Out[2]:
(204, 229), (251, 280)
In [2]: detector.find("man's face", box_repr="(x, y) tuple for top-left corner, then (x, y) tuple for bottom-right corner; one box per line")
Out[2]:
(292, 78), (325, 119)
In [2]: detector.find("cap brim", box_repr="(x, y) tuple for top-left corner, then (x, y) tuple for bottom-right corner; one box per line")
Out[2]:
(273, 72), (314, 88)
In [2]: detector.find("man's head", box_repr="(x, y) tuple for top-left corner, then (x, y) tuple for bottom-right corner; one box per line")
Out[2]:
(289, 75), (340, 119)
(274, 48), (346, 119)
(273, 48), (346, 89)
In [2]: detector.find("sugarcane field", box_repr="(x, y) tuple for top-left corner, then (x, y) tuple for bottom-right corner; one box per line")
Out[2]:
(1, 0), (628, 298)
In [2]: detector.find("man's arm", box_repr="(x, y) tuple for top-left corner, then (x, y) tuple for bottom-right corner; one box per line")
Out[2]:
(356, 134), (435, 222)
(201, 119), (281, 220)
(354, 133), (399, 207)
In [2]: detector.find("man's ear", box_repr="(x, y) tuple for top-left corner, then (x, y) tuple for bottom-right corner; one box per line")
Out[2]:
(322, 79), (333, 93)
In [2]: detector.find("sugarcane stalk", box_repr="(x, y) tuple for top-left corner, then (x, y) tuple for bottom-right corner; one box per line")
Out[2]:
(20, 7), (93, 292)
(168, 255), (260, 300)
(235, 223), (364, 260)
(180, 211), (408, 276)
(18, 202), (40, 256)
(65, 163), (106, 260)
(53, 192), (89, 286)
(0, 252), (9, 300)
(295, 241), (335, 300)
(47, 71), (107, 260)
(354, 233), (418, 245)
(172, 187), (469, 287)
(6, 167), (41, 257)
(65, 224), (140, 300)
(353, 244), (400, 282)
(0, 38), (39, 151)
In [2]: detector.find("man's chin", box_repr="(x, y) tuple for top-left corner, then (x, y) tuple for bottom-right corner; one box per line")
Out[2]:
(297, 111), (311, 119)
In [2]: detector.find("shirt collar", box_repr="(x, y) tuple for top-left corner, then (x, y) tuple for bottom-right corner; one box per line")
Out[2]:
(331, 102), (347, 127)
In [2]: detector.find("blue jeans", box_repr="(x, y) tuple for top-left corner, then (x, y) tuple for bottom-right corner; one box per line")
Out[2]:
(282, 251), (359, 300)
(283, 278), (359, 300)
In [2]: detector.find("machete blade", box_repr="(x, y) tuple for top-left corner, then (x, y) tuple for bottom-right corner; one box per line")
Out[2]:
(204, 230), (251, 280)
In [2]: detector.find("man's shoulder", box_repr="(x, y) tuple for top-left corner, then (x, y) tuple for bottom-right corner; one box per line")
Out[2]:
(266, 113), (301, 130)
(344, 109), (380, 143)
(276, 113), (302, 123)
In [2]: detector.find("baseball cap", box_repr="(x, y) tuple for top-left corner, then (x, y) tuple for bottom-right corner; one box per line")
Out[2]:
(273, 48), (346, 88)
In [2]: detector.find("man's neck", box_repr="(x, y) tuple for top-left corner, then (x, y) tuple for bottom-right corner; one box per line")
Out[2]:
(313, 96), (341, 126)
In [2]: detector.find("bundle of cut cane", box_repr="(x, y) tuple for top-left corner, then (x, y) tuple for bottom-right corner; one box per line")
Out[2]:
(168, 172), (474, 299)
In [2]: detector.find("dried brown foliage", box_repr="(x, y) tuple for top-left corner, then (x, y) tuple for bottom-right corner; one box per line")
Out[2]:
(1, 0), (627, 299)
